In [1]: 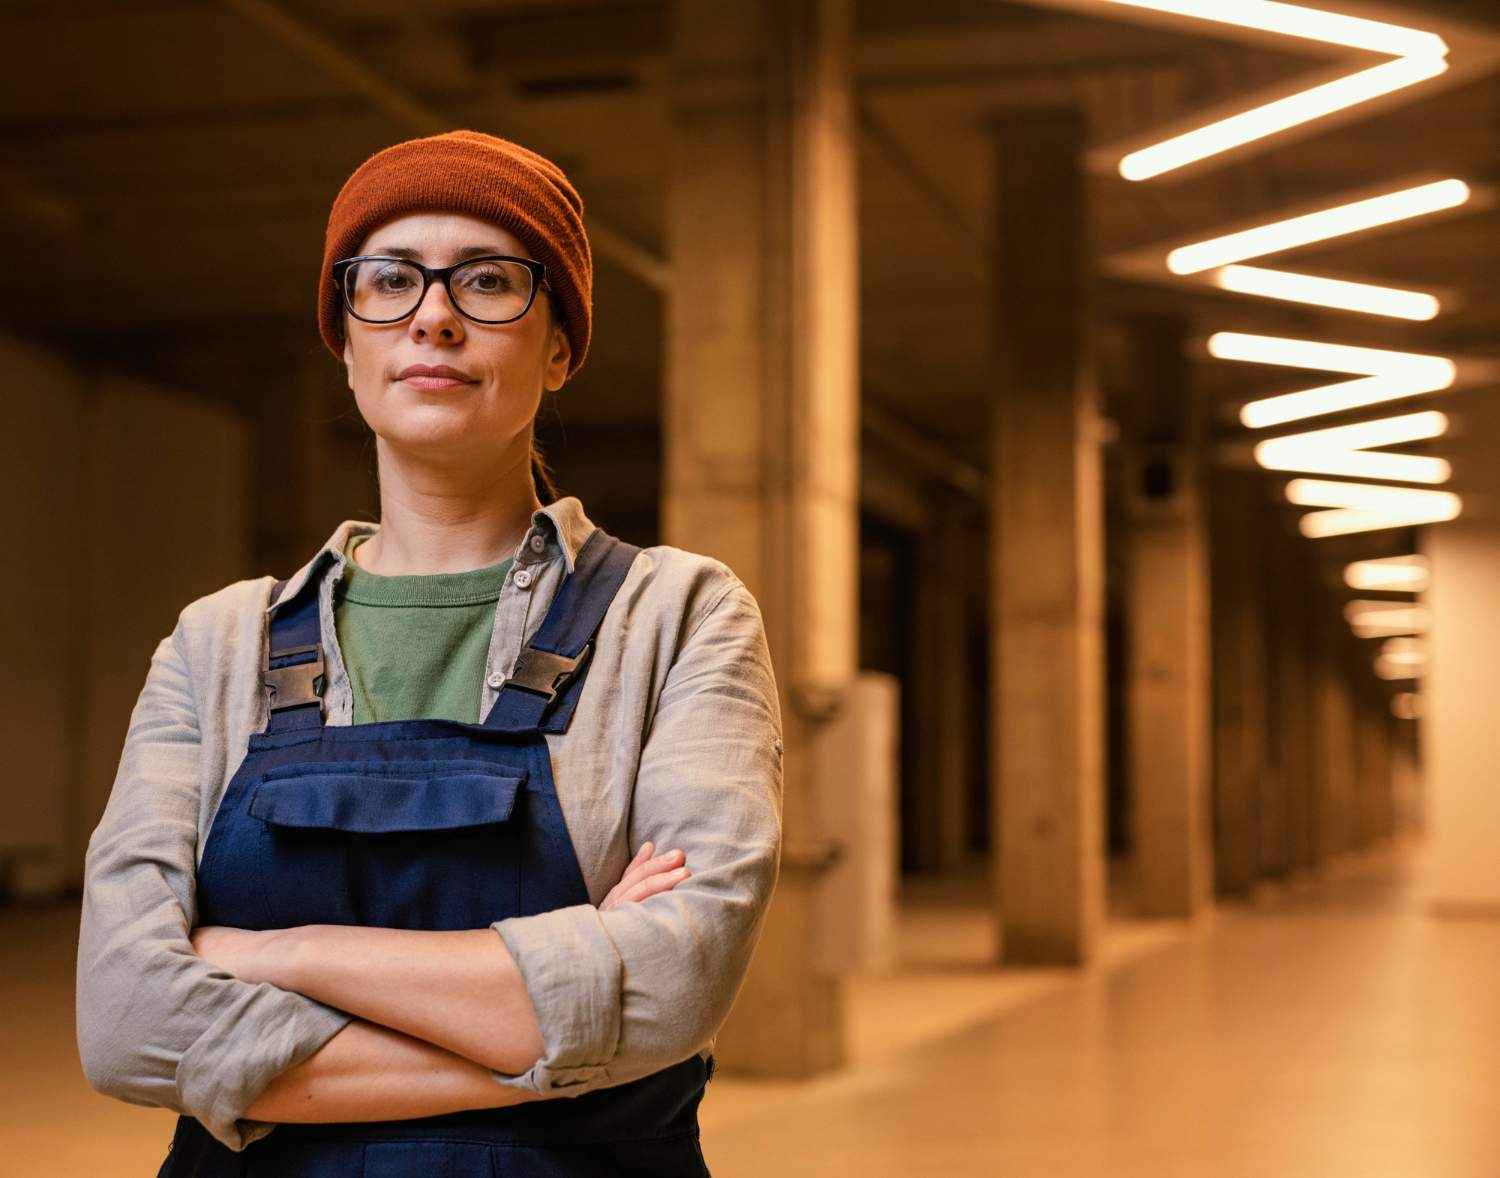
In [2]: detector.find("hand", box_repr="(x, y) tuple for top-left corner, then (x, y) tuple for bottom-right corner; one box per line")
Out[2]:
(598, 841), (690, 912)
(189, 924), (285, 985)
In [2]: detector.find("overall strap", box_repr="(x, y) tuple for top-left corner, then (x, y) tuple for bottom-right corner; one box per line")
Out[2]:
(483, 526), (641, 735)
(263, 575), (326, 734)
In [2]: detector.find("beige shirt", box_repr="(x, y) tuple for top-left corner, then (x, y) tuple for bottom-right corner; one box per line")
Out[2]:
(75, 495), (785, 1152)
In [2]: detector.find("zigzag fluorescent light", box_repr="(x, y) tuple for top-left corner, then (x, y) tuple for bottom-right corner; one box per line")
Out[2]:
(1285, 478), (1461, 537)
(1213, 265), (1440, 319)
(1207, 334), (1457, 428)
(1344, 554), (1430, 591)
(1375, 635), (1427, 679)
(1099, 1), (1446, 56)
(1169, 180), (1471, 273)
(1120, 56), (1447, 180)
(1343, 601), (1430, 638)
(1105, 2), (1449, 180)
(1254, 411), (1450, 483)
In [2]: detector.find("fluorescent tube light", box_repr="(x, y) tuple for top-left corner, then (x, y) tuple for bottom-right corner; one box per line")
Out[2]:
(1344, 555), (1430, 592)
(1286, 479), (1461, 537)
(1253, 411), (1450, 484)
(1207, 334), (1457, 428)
(1121, 56), (1449, 181)
(1214, 265), (1440, 319)
(1170, 180), (1470, 273)
(1099, 1), (1448, 57)
(1343, 601), (1430, 637)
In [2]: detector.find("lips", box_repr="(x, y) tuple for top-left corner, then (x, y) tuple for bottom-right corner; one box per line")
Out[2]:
(398, 363), (474, 381)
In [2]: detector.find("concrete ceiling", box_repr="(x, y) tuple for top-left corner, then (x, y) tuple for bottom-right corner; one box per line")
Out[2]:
(4, 0), (1497, 470)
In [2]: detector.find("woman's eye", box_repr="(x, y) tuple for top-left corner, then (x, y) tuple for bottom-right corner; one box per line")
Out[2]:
(460, 266), (515, 293)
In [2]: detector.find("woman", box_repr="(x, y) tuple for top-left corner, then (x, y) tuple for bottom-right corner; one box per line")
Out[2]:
(75, 130), (785, 1175)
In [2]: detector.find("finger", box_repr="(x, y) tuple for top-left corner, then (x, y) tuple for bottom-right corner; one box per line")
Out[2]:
(615, 843), (658, 888)
(617, 848), (684, 892)
(621, 866), (690, 904)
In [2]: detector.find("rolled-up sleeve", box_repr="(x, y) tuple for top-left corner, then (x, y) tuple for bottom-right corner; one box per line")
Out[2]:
(76, 611), (354, 1152)
(488, 576), (784, 1096)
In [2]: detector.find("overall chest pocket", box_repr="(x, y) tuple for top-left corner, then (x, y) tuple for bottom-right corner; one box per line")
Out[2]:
(249, 759), (528, 931)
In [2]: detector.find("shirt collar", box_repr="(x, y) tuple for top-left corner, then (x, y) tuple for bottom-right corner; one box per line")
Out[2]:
(266, 495), (596, 616)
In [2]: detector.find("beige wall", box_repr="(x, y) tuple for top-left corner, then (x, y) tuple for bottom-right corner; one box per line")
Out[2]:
(0, 334), (250, 897)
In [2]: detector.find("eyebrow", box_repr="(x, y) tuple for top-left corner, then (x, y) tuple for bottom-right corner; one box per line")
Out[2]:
(367, 245), (513, 261)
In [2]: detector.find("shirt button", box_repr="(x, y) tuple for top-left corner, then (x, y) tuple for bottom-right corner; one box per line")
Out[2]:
(513, 567), (533, 589)
(529, 534), (546, 553)
(487, 671), (504, 689)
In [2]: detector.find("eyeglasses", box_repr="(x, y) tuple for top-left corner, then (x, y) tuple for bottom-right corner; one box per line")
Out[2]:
(332, 254), (553, 326)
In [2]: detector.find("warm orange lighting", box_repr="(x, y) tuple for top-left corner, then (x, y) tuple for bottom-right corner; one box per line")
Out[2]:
(1213, 266), (1440, 320)
(1119, 56), (1449, 180)
(1344, 601), (1430, 638)
(1375, 647), (1427, 680)
(1172, 181), (1470, 274)
(1375, 636), (1428, 679)
(1100, 1), (1447, 56)
(1208, 334), (1457, 428)
(1344, 554), (1430, 592)
(1254, 411), (1450, 484)
(1286, 479), (1461, 537)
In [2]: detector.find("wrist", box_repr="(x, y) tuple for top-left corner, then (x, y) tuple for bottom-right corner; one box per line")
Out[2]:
(257, 924), (311, 990)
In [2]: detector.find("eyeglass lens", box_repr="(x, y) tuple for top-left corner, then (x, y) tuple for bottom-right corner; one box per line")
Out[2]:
(344, 258), (535, 323)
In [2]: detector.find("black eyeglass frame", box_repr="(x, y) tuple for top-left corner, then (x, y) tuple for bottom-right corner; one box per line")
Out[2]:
(332, 253), (555, 326)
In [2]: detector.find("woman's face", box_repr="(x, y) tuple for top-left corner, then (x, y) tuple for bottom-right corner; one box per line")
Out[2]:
(341, 210), (571, 466)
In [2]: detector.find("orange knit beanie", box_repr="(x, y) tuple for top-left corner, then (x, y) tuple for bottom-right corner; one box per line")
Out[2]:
(318, 129), (592, 378)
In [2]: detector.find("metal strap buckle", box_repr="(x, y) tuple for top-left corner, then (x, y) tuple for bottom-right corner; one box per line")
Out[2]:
(505, 641), (593, 708)
(264, 642), (326, 714)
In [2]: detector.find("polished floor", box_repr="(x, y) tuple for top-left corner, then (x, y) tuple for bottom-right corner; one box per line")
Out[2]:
(9, 834), (1495, 1175)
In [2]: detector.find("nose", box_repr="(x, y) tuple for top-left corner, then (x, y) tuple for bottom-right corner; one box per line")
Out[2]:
(408, 276), (464, 343)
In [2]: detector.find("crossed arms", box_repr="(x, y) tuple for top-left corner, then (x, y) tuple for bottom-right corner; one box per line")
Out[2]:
(191, 844), (693, 1124)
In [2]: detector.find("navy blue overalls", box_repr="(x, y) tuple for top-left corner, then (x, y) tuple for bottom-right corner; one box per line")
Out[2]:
(159, 524), (714, 1176)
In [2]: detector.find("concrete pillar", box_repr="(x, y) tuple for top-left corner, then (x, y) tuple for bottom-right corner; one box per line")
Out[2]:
(987, 108), (1106, 966)
(1426, 384), (1500, 911)
(912, 501), (977, 874)
(1353, 674), (1394, 846)
(1266, 520), (1316, 875)
(1390, 709), (1423, 836)
(1117, 318), (1214, 919)
(663, 0), (857, 1074)
(1309, 603), (1357, 863)
(1208, 468), (1268, 895)
(0, 337), (84, 900)
(812, 671), (900, 975)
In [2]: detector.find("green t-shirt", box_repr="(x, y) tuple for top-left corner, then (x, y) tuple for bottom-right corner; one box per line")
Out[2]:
(334, 532), (515, 725)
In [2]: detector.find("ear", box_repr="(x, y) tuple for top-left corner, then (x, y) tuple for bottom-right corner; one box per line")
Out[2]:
(341, 318), (355, 389)
(544, 320), (572, 392)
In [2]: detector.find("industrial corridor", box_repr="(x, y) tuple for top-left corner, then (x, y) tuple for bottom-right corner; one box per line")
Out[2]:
(5, 1), (1499, 1173)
